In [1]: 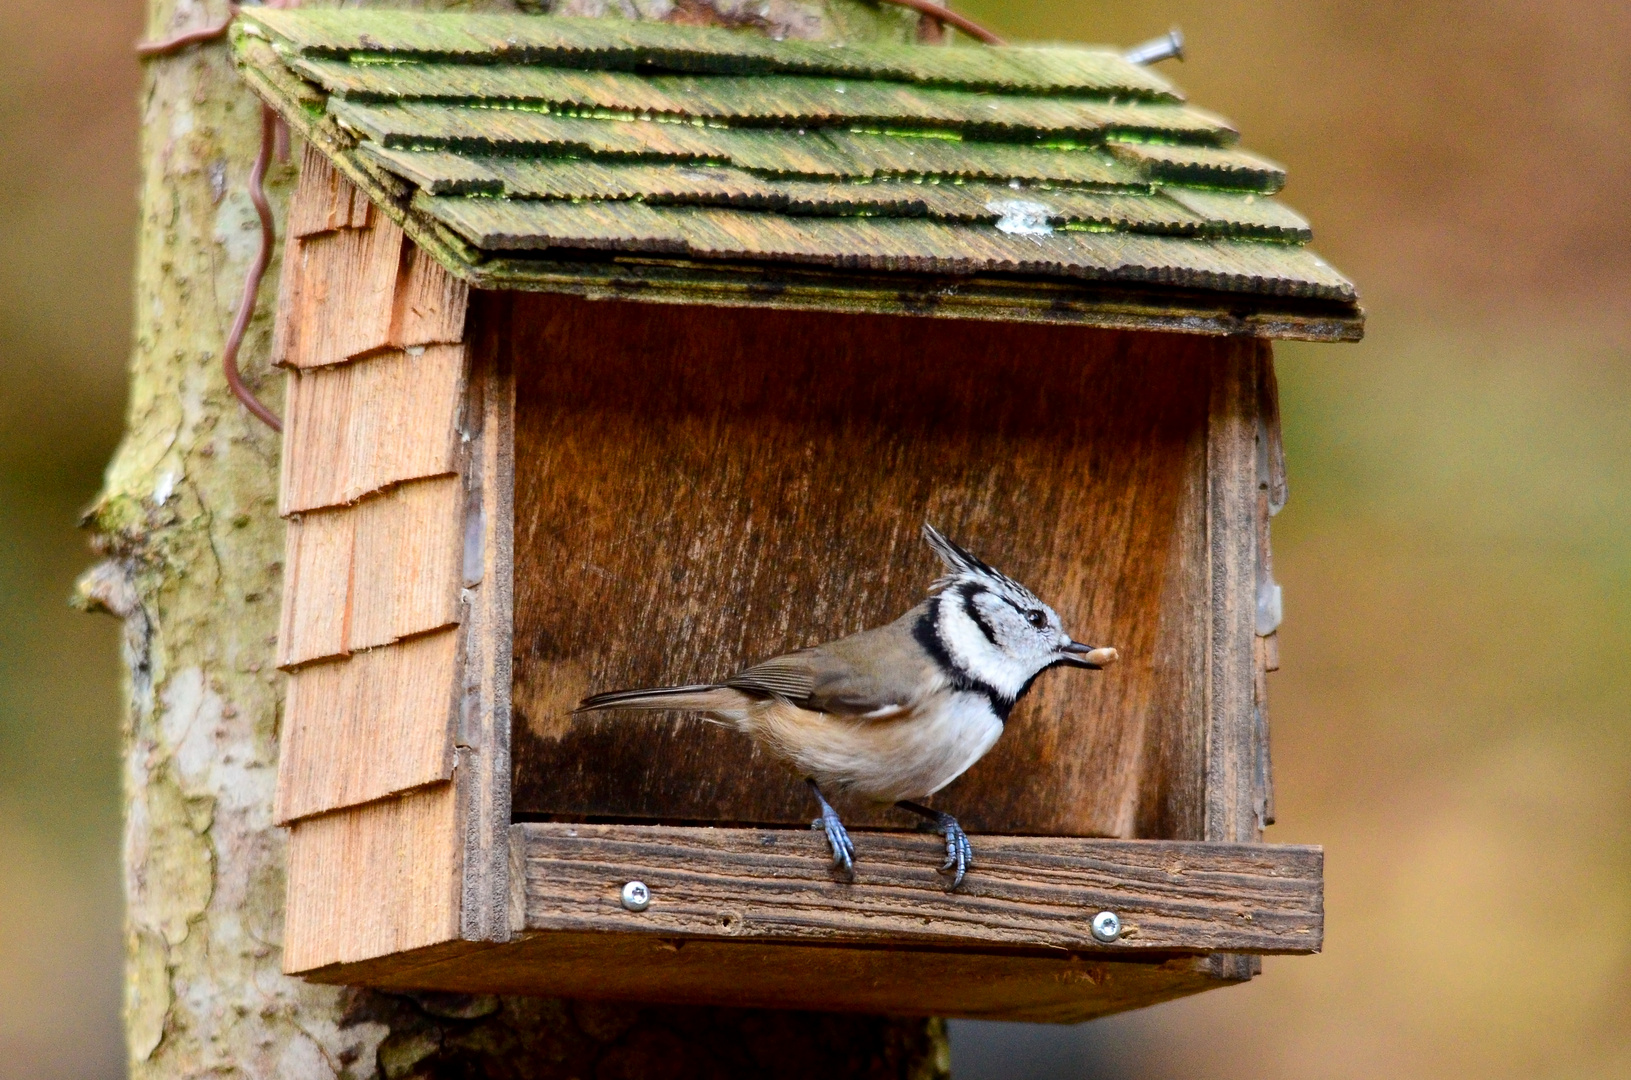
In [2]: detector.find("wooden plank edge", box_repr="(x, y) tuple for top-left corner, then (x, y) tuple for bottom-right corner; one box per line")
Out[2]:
(274, 620), (463, 675)
(236, 51), (1365, 344)
(278, 467), (465, 525)
(466, 260), (1368, 342)
(288, 930), (1243, 1024)
(275, 772), (458, 828)
(1205, 343), (1264, 845)
(452, 317), (516, 945)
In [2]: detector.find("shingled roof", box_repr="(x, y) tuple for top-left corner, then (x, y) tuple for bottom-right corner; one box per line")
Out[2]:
(234, 9), (1361, 339)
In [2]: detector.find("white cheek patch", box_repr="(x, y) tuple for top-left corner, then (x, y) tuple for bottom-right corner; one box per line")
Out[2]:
(938, 602), (1031, 700)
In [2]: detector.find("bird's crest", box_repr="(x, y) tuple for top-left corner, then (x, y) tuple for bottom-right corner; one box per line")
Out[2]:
(921, 523), (1034, 600)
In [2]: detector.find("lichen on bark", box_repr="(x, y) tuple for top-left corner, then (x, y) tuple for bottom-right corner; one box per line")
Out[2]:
(81, 1), (949, 1077)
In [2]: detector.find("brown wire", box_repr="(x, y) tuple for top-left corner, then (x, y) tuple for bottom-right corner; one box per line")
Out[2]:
(134, 5), (239, 58)
(874, 0), (1004, 45)
(221, 105), (284, 433)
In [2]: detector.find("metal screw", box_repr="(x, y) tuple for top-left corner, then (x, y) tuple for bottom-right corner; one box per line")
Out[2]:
(620, 880), (651, 912)
(1091, 910), (1121, 943)
(1123, 28), (1185, 66)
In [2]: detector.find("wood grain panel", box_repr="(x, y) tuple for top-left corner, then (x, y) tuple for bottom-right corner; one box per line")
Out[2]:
(1134, 421), (1208, 840)
(276, 629), (460, 824)
(283, 783), (462, 972)
(514, 824), (1321, 954)
(508, 295), (1218, 837)
(297, 932), (1231, 1023)
(278, 476), (465, 668)
(279, 344), (467, 515)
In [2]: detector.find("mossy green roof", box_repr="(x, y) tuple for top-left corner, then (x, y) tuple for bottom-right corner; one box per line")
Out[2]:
(235, 9), (1361, 340)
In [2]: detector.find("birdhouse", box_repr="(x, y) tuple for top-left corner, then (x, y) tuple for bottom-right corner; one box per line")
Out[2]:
(239, 8), (1356, 1022)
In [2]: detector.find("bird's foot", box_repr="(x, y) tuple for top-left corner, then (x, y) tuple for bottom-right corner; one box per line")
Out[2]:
(896, 802), (974, 890)
(807, 779), (855, 880)
(935, 815), (974, 889)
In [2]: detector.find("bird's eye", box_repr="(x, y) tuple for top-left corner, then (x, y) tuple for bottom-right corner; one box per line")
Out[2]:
(1025, 609), (1048, 629)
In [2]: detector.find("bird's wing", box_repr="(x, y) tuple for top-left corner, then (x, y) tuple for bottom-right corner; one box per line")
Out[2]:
(724, 652), (818, 703)
(727, 608), (936, 719)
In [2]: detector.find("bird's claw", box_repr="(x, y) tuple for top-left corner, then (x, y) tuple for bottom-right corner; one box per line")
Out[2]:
(896, 800), (975, 890)
(811, 811), (856, 880)
(932, 816), (973, 890)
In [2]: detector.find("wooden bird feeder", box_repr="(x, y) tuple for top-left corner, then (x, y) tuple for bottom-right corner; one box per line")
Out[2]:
(240, 8), (1357, 1022)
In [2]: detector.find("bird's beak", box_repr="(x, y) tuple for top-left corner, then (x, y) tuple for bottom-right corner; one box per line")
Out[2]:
(1059, 641), (1118, 669)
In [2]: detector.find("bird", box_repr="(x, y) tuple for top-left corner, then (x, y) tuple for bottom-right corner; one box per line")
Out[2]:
(574, 523), (1117, 889)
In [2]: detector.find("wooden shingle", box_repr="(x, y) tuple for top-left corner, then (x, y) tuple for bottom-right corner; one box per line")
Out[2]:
(283, 783), (463, 970)
(275, 630), (460, 824)
(279, 343), (466, 515)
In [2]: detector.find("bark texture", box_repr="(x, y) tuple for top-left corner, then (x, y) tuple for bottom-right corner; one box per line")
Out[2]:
(82, 1), (948, 1077)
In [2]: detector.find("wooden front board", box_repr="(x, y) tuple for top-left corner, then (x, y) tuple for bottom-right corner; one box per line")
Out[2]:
(512, 825), (1323, 955)
(507, 296), (1230, 838)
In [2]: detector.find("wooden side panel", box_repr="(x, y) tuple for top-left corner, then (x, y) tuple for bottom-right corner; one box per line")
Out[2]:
(1205, 340), (1265, 847)
(279, 343), (466, 515)
(273, 151), (484, 970)
(514, 825), (1323, 954)
(282, 784), (463, 972)
(454, 298), (517, 944)
(508, 296), (1216, 838)
(277, 476), (465, 669)
(275, 629), (461, 825)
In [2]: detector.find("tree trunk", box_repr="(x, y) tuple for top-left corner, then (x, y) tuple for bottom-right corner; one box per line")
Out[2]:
(82, 1), (949, 1076)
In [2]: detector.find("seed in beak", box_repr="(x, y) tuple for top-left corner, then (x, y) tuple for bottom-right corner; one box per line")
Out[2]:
(1061, 642), (1118, 668)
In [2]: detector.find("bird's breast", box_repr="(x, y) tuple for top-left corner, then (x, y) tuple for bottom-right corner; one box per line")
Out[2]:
(743, 691), (1004, 804)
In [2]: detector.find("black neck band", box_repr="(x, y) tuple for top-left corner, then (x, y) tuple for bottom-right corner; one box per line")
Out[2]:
(914, 599), (1017, 722)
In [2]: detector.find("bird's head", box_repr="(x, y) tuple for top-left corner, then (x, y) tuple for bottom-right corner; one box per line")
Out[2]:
(921, 523), (1117, 702)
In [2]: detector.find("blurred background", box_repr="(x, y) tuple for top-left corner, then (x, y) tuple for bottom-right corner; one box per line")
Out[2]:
(2, 1), (1626, 1077)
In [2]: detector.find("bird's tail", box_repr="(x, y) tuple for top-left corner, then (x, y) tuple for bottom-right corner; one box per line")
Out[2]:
(574, 684), (751, 714)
